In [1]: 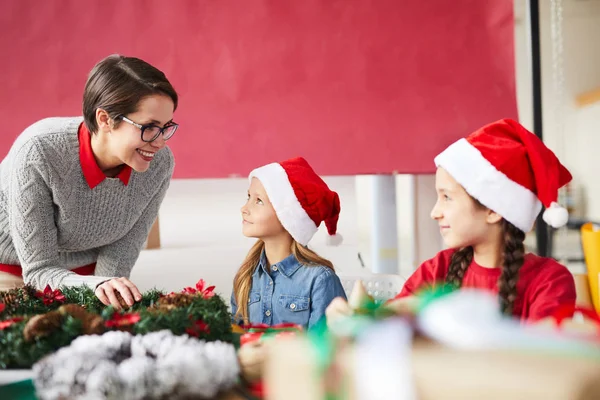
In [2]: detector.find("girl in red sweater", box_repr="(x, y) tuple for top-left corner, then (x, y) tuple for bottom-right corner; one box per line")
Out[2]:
(327, 119), (576, 323)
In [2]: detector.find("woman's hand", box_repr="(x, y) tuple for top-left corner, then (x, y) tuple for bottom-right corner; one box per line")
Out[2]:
(95, 277), (142, 309)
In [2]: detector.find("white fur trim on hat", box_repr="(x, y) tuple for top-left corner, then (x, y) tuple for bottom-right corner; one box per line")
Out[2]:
(249, 163), (318, 246)
(434, 139), (542, 233)
(325, 233), (343, 246)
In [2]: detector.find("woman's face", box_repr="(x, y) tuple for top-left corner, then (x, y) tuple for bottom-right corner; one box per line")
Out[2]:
(108, 94), (175, 173)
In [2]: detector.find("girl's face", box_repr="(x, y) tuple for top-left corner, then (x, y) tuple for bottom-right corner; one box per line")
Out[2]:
(241, 178), (288, 240)
(430, 167), (501, 249)
(103, 94), (175, 173)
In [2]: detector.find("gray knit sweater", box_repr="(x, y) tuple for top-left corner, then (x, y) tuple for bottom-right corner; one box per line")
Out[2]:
(0, 117), (174, 290)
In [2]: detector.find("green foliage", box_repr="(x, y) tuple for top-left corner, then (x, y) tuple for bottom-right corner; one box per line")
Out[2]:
(133, 295), (232, 342)
(0, 316), (83, 369)
(0, 285), (232, 369)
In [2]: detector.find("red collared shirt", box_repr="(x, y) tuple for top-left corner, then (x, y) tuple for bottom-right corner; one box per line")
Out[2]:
(78, 123), (132, 189)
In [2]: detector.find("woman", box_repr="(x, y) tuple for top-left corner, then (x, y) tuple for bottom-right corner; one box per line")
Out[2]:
(0, 54), (178, 309)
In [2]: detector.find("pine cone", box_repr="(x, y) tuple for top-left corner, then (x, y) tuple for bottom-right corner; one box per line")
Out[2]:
(115, 292), (131, 309)
(58, 304), (89, 320)
(22, 285), (36, 301)
(83, 315), (106, 335)
(155, 304), (177, 312)
(23, 311), (64, 342)
(156, 293), (194, 308)
(57, 304), (106, 335)
(0, 288), (19, 306)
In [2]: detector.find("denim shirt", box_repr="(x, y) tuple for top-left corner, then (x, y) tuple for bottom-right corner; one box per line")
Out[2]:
(231, 251), (347, 330)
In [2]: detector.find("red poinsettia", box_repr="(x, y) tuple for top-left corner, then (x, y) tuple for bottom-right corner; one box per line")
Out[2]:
(182, 279), (215, 299)
(35, 285), (66, 306)
(186, 318), (211, 337)
(104, 312), (141, 328)
(0, 317), (24, 330)
(0, 303), (5, 313)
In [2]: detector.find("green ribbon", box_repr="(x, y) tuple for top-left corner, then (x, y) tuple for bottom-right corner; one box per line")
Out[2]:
(307, 318), (338, 400)
(415, 283), (458, 313)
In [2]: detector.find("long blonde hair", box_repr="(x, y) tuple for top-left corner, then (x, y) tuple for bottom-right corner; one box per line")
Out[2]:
(232, 239), (334, 324)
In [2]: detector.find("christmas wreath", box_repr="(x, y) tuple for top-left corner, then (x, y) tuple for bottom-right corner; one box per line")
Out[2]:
(0, 280), (232, 369)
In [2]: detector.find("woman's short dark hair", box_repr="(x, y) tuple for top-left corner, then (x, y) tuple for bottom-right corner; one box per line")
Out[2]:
(82, 54), (178, 133)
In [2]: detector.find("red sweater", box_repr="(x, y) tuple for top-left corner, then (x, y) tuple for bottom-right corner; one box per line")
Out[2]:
(395, 249), (576, 322)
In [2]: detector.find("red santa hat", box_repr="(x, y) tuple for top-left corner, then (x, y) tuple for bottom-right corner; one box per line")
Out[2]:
(434, 118), (572, 233)
(249, 157), (342, 246)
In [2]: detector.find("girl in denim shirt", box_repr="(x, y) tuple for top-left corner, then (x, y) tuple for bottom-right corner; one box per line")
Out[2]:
(231, 157), (347, 330)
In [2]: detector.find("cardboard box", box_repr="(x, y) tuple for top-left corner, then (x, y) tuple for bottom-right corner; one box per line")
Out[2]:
(265, 336), (600, 400)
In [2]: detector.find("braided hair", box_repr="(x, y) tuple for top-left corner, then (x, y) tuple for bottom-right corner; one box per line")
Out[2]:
(445, 218), (525, 316)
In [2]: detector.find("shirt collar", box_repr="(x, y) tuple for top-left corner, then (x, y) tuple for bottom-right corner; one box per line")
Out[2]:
(78, 123), (132, 189)
(254, 250), (302, 278)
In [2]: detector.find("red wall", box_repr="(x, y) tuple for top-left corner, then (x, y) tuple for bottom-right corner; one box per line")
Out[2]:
(0, 0), (517, 178)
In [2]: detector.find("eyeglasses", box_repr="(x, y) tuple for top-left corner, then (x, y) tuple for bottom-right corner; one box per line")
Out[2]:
(119, 116), (179, 143)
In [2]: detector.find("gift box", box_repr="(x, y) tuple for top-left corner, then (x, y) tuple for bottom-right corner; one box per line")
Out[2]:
(237, 323), (303, 398)
(263, 284), (600, 400)
(264, 330), (600, 400)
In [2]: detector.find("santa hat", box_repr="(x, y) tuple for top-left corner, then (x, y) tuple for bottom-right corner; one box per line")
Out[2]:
(434, 119), (572, 233)
(249, 157), (342, 246)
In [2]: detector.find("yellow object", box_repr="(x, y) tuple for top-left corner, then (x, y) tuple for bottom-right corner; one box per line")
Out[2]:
(581, 223), (600, 312)
(231, 324), (246, 334)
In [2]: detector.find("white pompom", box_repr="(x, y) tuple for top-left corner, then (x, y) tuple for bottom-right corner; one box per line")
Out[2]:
(325, 233), (343, 246)
(542, 202), (569, 228)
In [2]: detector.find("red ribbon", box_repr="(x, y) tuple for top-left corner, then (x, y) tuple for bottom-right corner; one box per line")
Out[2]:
(238, 322), (303, 398)
(242, 322), (300, 332)
(550, 304), (600, 337)
(240, 323), (303, 346)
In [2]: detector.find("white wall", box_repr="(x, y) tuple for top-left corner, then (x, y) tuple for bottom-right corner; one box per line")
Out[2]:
(514, 0), (600, 220)
(569, 103), (600, 220)
(132, 177), (367, 298)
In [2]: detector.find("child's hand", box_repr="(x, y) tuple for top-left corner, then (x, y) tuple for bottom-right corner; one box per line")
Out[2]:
(325, 296), (353, 327)
(382, 295), (418, 316)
